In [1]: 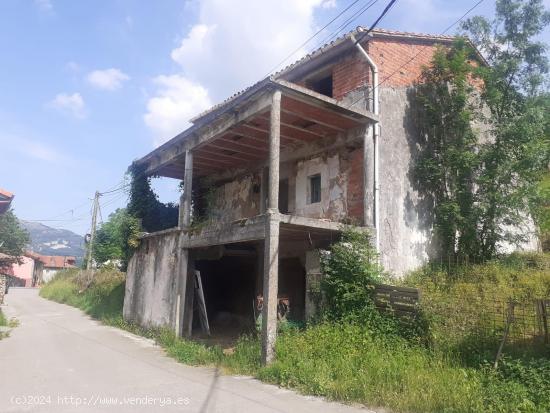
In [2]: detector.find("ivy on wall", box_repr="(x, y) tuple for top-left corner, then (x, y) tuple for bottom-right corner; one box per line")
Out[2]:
(127, 163), (179, 233)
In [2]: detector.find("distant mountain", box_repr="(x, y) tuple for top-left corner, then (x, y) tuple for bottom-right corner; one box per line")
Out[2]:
(20, 220), (85, 264)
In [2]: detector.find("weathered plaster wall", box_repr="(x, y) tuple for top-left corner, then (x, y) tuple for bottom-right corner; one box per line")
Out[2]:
(376, 87), (431, 275)
(123, 231), (186, 329)
(294, 154), (346, 220)
(204, 129), (364, 224)
(207, 172), (262, 223)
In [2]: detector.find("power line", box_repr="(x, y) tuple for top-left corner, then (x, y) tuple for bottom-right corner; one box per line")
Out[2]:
(23, 217), (88, 223)
(377, 0), (485, 87)
(354, 0), (398, 44)
(315, 0), (380, 48)
(25, 199), (92, 222)
(99, 182), (129, 195)
(263, 0), (365, 77)
(345, 0), (486, 109)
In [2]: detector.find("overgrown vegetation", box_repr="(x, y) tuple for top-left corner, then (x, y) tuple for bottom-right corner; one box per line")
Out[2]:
(405, 253), (550, 361)
(415, 0), (549, 261)
(0, 308), (19, 339)
(0, 309), (6, 327)
(321, 229), (384, 319)
(127, 163), (179, 233)
(41, 252), (550, 412)
(0, 208), (29, 269)
(40, 269), (126, 322)
(92, 208), (141, 270)
(535, 172), (550, 251)
(91, 162), (182, 269)
(320, 229), (428, 342)
(0, 309), (7, 340)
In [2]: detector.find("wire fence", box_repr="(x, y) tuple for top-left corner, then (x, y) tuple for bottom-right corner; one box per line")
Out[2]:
(420, 291), (550, 358)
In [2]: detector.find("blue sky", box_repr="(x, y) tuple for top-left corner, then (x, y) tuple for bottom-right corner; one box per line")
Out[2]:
(0, 0), (547, 235)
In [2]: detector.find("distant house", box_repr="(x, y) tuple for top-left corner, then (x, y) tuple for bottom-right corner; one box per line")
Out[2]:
(11, 252), (44, 287)
(10, 253), (76, 285)
(38, 255), (76, 283)
(0, 252), (25, 304)
(0, 188), (14, 214)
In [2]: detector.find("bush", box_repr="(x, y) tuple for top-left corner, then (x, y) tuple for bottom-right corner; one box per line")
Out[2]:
(40, 269), (125, 322)
(320, 228), (429, 342)
(321, 229), (385, 321)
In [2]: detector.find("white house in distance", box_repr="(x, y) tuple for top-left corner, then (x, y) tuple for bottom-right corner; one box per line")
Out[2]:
(39, 255), (77, 283)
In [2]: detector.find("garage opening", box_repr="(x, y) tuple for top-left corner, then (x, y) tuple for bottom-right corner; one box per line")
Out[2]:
(194, 244), (259, 342)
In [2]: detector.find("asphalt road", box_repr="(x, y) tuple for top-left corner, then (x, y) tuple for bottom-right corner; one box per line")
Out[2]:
(0, 289), (372, 413)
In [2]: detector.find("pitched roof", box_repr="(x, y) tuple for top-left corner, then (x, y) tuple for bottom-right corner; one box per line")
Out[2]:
(0, 188), (14, 200)
(0, 188), (14, 214)
(190, 27), (467, 124)
(36, 255), (76, 269)
(137, 27), (485, 169)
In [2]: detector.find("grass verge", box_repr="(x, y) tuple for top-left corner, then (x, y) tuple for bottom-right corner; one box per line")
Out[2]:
(0, 308), (18, 339)
(40, 265), (550, 413)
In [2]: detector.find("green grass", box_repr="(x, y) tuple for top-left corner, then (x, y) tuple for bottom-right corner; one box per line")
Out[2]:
(0, 308), (18, 339)
(40, 262), (550, 413)
(0, 309), (7, 327)
(403, 252), (550, 363)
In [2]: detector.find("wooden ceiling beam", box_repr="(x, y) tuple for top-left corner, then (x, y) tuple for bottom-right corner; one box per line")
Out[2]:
(239, 123), (303, 145)
(206, 139), (267, 158)
(258, 113), (326, 139)
(218, 135), (269, 153)
(198, 146), (258, 162)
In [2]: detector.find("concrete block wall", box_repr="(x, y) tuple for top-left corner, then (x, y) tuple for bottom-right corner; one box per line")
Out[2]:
(123, 231), (185, 329)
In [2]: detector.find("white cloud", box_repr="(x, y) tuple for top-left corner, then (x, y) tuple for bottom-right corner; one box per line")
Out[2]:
(20, 139), (62, 162)
(34, 0), (53, 12)
(145, 0), (327, 146)
(144, 75), (212, 146)
(65, 61), (80, 73)
(0, 133), (63, 163)
(87, 68), (130, 91)
(321, 0), (337, 9)
(48, 92), (87, 119)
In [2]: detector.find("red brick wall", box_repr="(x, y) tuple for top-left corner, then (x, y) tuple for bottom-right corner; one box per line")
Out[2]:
(368, 37), (441, 88)
(332, 53), (369, 100)
(332, 37), (443, 99)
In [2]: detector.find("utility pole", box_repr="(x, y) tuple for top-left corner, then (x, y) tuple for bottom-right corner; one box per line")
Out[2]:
(86, 191), (101, 271)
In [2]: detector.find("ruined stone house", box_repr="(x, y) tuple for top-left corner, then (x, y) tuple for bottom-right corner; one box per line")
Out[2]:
(123, 28), (491, 363)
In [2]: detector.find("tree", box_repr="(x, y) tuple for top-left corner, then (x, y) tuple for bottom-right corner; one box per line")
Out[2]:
(461, 0), (550, 259)
(92, 208), (141, 270)
(0, 209), (30, 268)
(415, 0), (549, 261)
(414, 39), (480, 260)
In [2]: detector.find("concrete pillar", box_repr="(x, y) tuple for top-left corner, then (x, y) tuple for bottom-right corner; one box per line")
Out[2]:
(176, 150), (193, 337)
(261, 90), (281, 365)
(363, 125), (375, 227)
(305, 250), (322, 320)
(182, 252), (195, 337)
(179, 150), (193, 228)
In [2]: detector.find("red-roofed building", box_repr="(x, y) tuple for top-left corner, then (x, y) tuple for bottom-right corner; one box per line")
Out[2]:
(0, 188), (14, 214)
(10, 252), (76, 286)
(38, 255), (77, 283)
